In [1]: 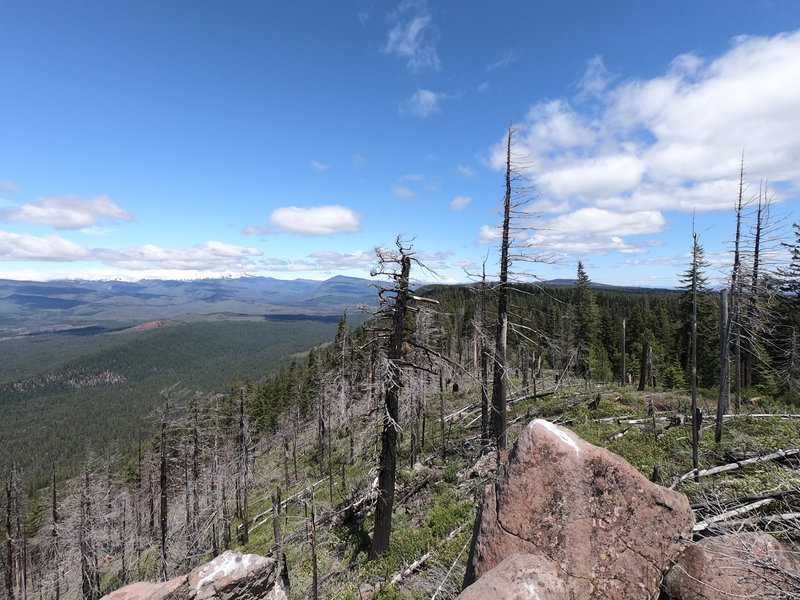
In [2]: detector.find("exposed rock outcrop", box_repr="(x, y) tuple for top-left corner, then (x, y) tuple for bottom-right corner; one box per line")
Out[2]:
(101, 551), (287, 600)
(662, 531), (800, 599)
(462, 419), (695, 599)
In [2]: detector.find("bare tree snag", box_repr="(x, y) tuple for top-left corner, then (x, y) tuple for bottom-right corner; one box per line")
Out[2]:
(5, 472), (15, 600)
(638, 337), (651, 391)
(491, 126), (513, 450)
(369, 239), (413, 560)
(159, 395), (169, 581)
(51, 469), (60, 600)
(716, 288), (731, 443)
(620, 318), (626, 386)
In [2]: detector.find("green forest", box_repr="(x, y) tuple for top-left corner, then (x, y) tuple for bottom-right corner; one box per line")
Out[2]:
(0, 317), (347, 490)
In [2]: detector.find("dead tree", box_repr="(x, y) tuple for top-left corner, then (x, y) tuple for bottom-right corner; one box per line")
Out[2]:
(51, 469), (61, 600)
(489, 124), (544, 450)
(236, 389), (250, 544)
(79, 468), (100, 600)
(716, 288), (731, 444)
(728, 160), (748, 417)
(620, 318), (627, 386)
(4, 471), (16, 600)
(490, 127), (513, 450)
(469, 260), (492, 452)
(638, 337), (653, 391)
(368, 238), (414, 559)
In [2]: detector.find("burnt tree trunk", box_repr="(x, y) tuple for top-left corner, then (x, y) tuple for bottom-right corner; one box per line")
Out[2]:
(638, 337), (651, 391)
(490, 127), (513, 451)
(716, 288), (731, 443)
(369, 249), (412, 560)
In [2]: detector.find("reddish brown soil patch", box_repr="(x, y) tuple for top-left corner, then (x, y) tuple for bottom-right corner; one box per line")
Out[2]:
(132, 320), (166, 331)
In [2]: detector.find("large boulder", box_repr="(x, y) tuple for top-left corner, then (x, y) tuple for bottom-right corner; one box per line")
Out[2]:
(101, 551), (288, 600)
(463, 419), (694, 599)
(662, 531), (800, 599)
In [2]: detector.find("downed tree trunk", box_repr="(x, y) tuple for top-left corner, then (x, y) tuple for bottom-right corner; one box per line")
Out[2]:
(722, 511), (800, 528)
(671, 448), (800, 489)
(693, 498), (774, 532)
(608, 427), (631, 441)
(691, 489), (800, 512)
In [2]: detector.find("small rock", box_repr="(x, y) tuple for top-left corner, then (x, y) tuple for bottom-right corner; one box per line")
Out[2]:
(101, 550), (286, 600)
(358, 582), (376, 600)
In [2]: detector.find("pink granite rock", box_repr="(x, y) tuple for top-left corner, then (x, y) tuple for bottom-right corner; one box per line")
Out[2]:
(464, 419), (695, 599)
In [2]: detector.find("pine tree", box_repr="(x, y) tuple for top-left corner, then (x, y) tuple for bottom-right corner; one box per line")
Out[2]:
(573, 261), (600, 379)
(677, 240), (718, 387)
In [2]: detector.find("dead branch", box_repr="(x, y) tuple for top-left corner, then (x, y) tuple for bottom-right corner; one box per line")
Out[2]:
(389, 525), (463, 586)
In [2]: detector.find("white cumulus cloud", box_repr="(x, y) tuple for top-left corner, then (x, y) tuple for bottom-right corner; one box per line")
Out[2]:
(95, 241), (261, 271)
(268, 205), (361, 236)
(0, 195), (134, 230)
(485, 30), (800, 259)
(492, 30), (800, 207)
(0, 231), (91, 261)
(261, 249), (373, 272)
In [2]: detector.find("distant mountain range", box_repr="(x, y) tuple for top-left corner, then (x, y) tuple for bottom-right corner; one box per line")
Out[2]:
(0, 275), (379, 336)
(0, 274), (681, 338)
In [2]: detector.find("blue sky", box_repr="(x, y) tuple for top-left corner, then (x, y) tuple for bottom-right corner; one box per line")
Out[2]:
(1, 1), (798, 287)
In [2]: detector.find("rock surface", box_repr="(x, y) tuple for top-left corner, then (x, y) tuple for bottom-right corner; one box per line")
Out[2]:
(662, 531), (800, 599)
(462, 418), (695, 599)
(457, 553), (569, 600)
(101, 551), (287, 600)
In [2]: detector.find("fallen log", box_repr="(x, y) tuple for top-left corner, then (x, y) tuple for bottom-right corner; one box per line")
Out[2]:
(693, 498), (775, 532)
(389, 525), (463, 585)
(721, 511), (800, 528)
(671, 448), (800, 489)
(691, 489), (800, 512)
(245, 476), (328, 533)
(608, 427), (632, 441)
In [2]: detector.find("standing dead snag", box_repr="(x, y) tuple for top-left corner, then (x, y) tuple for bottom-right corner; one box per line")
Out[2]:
(491, 127), (513, 451)
(489, 124), (544, 450)
(368, 238), (439, 559)
(369, 238), (413, 559)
